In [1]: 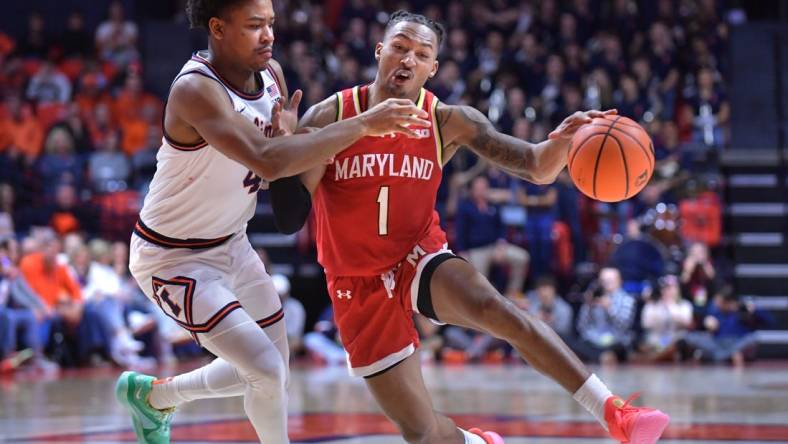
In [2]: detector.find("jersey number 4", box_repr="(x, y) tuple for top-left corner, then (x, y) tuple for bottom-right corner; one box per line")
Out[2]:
(377, 186), (389, 236)
(244, 170), (263, 193)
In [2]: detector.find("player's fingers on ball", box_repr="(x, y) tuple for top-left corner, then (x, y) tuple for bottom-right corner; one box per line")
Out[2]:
(603, 108), (618, 115)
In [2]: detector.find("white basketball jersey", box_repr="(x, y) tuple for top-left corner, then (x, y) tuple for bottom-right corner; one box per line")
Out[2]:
(138, 51), (282, 244)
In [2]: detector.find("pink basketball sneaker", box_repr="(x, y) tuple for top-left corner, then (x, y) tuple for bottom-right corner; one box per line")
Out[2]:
(469, 427), (505, 444)
(605, 394), (670, 444)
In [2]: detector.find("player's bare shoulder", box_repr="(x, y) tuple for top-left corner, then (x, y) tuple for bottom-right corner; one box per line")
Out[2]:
(434, 102), (486, 164)
(299, 94), (340, 130)
(164, 73), (232, 143)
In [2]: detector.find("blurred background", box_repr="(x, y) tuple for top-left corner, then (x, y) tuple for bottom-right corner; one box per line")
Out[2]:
(1, 0), (787, 374)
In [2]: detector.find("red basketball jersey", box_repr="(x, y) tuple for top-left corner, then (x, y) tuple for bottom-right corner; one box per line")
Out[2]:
(314, 85), (447, 276)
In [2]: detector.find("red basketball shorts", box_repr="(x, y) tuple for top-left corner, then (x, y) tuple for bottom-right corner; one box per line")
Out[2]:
(326, 242), (459, 377)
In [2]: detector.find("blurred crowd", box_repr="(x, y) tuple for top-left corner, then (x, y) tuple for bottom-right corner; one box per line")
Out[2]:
(0, 0), (767, 373)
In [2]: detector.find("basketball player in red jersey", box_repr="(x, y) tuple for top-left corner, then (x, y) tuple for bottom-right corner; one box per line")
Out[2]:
(291, 11), (670, 444)
(113, 1), (432, 443)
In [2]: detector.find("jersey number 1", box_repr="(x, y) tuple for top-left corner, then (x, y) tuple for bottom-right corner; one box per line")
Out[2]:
(377, 186), (389, 236)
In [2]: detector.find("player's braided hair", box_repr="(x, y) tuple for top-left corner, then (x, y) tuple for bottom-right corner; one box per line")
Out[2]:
(385, 10), (446, 51)
(186, 0), (249, 30)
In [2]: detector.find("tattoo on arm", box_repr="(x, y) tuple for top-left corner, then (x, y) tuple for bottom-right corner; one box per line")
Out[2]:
(448, 105), (537, 179)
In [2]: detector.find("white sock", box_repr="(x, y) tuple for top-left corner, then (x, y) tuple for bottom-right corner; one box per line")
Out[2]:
(148, 358), (246, 410)
(148, 318), (289, 411)
(460, 428), (486, 444)
(572, 374), (613, 430)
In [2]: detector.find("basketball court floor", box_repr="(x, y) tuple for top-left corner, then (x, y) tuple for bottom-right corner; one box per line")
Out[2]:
(2, 359), (788, 443)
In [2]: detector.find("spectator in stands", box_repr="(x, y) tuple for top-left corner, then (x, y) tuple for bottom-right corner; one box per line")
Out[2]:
(95, 1), (139, 67)
(610, 219), (666, 296)
(112, 70), (162, 125)
(497, 87), (527, 134)
(40, 183), (96, 238)
(0, 184), (15, 238)
(71, 239), (150, 368)
(0, 237), (58, 370)
(60, 11), (93, 58)
(526, 275), (573, 339)
(683, 286), (770, 366)
(131, 128), (159, 192)
(517, 180), (557, 279)
(455, 176), (529, 297)
(0, 95), (44, 161)
(640, 274), (693, 361)
(554, 170), (585, 263)
(303, 306), (345, 366)
(87, 102), (115, 149)
(15, 12), (49, 59)
(38, 127), (83, 196)
(584, 68), (615, 112)
(26, 61), (72, 105)
(575, 267), (637, 364)
(74, 72), (112, 123)
(653, 121), (688, 180)
(18, 231), (107, 366)
(685, 67), (730, 148)
(89, 130), (131, 194)
(615, 74), (650, 122)
(680, 242), (716, 310)
(649, 21), (680, 120)
(271, 274), (305, 358)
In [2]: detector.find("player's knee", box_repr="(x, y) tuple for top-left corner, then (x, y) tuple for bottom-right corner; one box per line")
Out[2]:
(241, 351), (287, 394)
(399, 423), (436, 444)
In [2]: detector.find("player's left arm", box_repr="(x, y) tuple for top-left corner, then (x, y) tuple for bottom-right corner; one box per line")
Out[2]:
(266, 59), (313, 234)
(437, 104), (616, 184)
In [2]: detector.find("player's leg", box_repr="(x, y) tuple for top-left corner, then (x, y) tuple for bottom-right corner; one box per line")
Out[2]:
(365, 353), (493, 444)
(122, 239), (288, 443)
(146, 253), (288, 406)
(427, 257), (669, 444)
(120, 282), (288, 444)
(331, 270), (499, 444)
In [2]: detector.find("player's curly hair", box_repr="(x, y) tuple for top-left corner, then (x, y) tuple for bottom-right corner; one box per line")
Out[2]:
(385, 10), (446, 51)
(186, 0), (249, 30)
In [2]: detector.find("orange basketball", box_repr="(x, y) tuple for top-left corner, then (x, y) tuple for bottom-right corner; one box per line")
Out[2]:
(567, 115), (654, 202)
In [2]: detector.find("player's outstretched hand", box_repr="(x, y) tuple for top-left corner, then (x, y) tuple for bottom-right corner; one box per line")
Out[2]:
(548, 109), (617, 140)
(359, 98), (431, 138)
(272, 89), (303, 136)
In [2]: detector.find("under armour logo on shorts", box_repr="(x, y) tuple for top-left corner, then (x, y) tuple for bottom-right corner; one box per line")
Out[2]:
(336, 290), (352, 299)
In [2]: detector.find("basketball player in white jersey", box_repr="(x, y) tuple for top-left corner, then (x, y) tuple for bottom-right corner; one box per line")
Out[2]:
(113, 1), (431, 443)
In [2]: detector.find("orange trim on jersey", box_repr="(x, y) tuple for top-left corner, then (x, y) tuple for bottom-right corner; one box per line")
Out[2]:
(256, 308), (284, 328)
(133, 220), (233, 249)
(186, 301), (242, 333)
(191, 53), (265, 100)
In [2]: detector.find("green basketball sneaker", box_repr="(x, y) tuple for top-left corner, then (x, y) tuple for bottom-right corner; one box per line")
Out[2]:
(115, 371), (175, 444)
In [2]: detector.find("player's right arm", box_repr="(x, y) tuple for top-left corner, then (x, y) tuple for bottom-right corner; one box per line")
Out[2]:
(167, 75), (429, 181)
